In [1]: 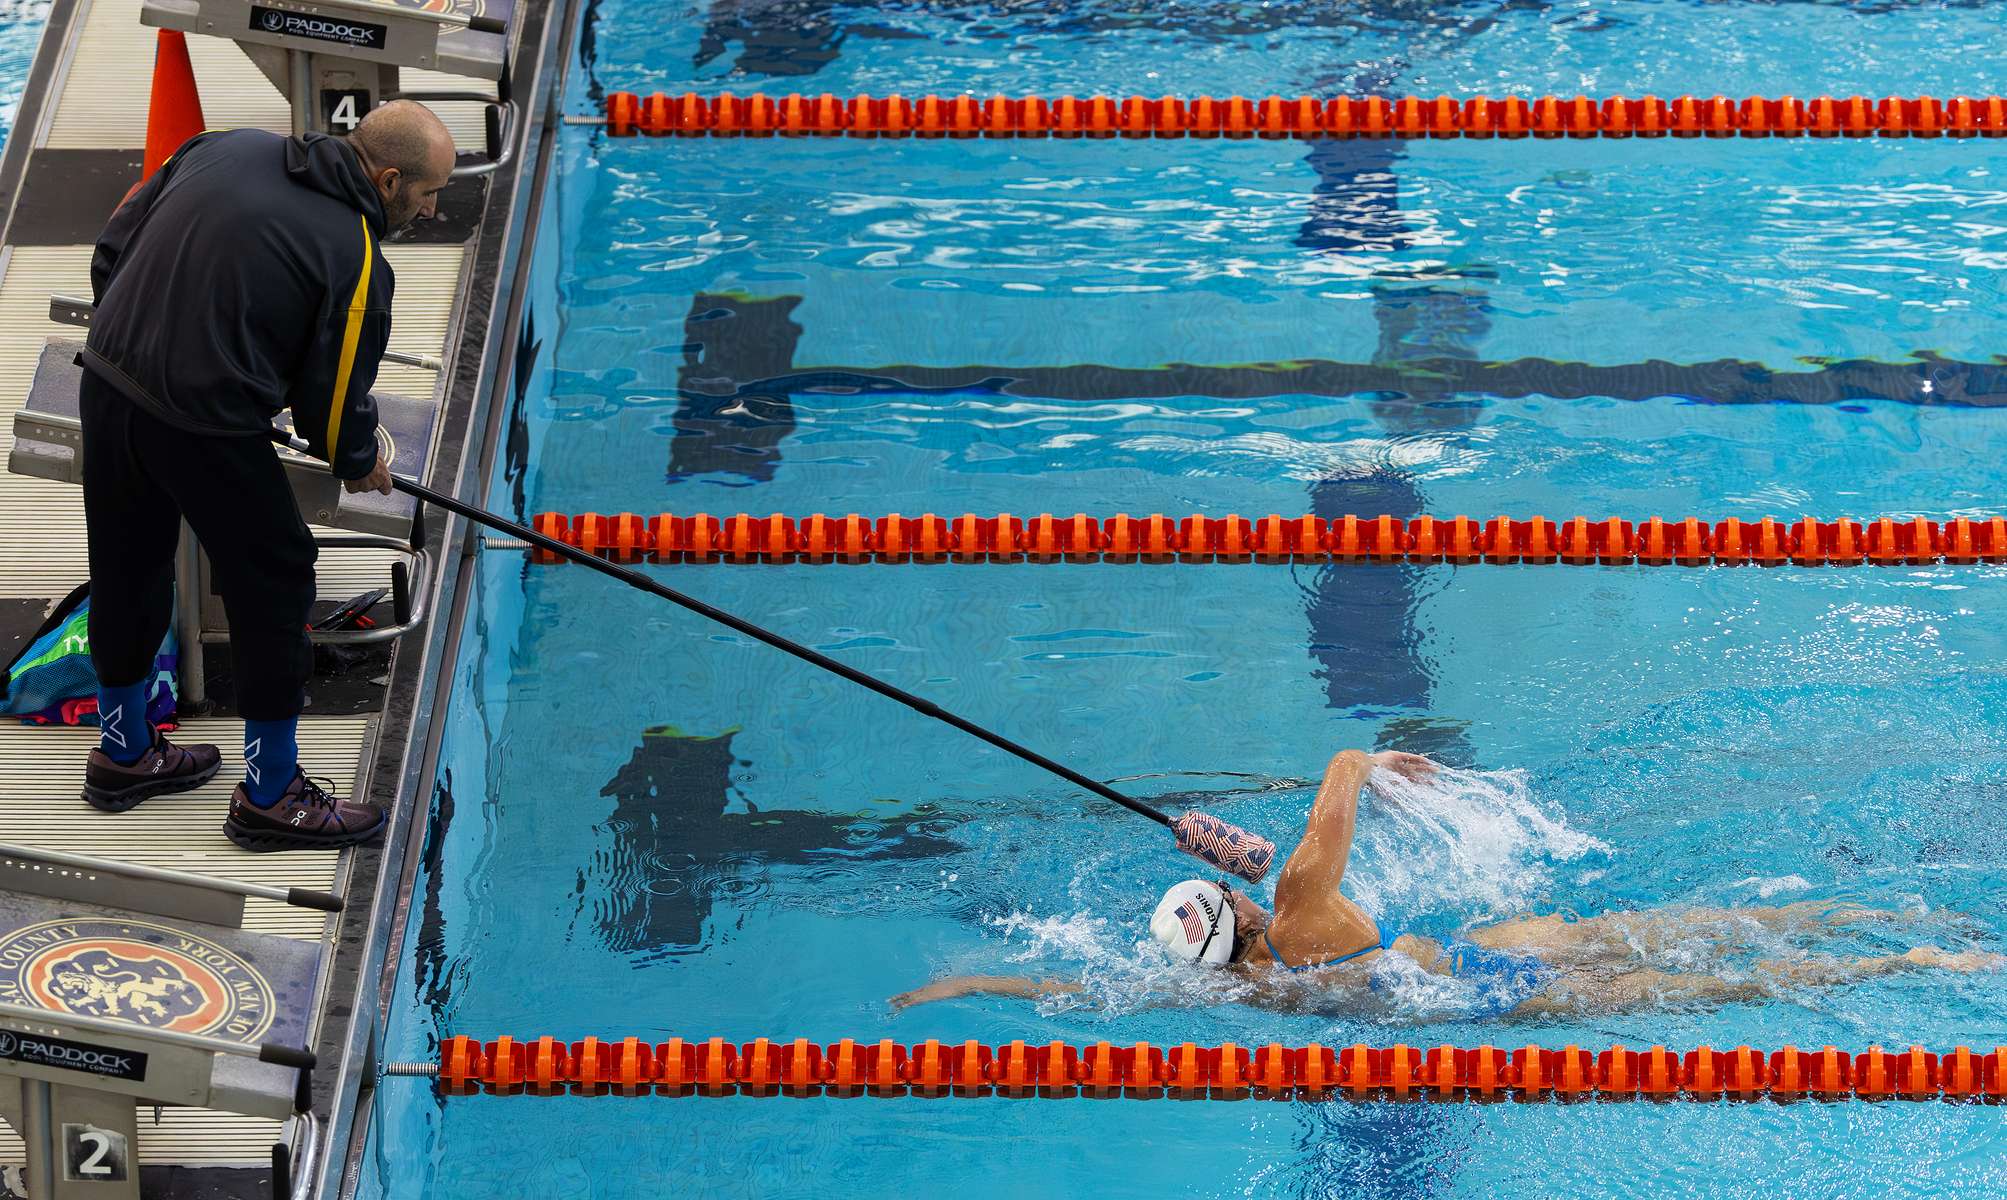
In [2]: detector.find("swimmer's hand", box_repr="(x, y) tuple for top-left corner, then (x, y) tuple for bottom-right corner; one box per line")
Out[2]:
(891, 975), (1083, 1010)
(890, 978), (978, 1009)
(1368, 750), (1438, 784)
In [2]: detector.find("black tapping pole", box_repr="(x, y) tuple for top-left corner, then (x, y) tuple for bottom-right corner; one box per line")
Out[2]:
(292, 429), (1276, 881)
(409, 472), (1179, 824)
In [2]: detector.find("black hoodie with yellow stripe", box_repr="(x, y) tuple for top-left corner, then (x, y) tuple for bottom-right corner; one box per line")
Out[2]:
(84, 128), (391, 481)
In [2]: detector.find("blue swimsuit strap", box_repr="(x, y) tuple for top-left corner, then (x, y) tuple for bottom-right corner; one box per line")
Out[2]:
(1264, 925), (1398, 974)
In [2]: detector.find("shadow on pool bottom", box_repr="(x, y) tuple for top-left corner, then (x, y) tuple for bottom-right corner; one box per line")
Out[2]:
(573, 725), (965, 957)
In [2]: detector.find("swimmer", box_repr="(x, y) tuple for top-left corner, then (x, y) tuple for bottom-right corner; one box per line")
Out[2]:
(894, 750), (1999, 1015)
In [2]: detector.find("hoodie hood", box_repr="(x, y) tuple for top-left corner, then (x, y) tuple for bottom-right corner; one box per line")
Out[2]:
(286, 132), (387, 237)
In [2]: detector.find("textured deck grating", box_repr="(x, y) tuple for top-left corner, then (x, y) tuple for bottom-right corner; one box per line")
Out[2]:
(0, 1109), (285, 1167)
(0, 0), (475, 1165)
(0, 716), (373, 939)
(0, 717), (373, 1165)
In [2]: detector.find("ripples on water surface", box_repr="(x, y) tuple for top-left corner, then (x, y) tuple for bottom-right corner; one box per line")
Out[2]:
(368, 1), (2007, 1196)
(0, 0), (50, 149)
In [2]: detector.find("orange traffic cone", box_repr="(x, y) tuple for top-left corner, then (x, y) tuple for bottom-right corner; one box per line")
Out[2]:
(141, 30), (205, 180)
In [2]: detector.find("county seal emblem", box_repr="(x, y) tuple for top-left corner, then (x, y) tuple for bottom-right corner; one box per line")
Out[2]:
(0, 918), (276, 1042)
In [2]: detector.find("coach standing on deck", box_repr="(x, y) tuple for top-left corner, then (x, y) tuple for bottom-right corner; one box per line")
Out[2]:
(75, 101), (455, 851)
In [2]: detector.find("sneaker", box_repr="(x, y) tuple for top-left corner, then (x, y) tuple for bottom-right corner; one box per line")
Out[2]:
(223, 772), (386, 852)
(81, 732), (222, 813)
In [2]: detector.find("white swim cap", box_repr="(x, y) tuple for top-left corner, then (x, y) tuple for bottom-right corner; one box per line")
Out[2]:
(1150, 880), (1235, 965)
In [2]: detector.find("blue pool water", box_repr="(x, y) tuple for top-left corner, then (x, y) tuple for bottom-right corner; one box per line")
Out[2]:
(0, 0), (51, 151)
(361, 2), (2007, 1196)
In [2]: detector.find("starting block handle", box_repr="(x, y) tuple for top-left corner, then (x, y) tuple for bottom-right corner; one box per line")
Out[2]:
(285, 887), (346, 913)
(0, 843), (344, 913)
(258, 1044), (317, 1070)
(47, 295), (443, 371)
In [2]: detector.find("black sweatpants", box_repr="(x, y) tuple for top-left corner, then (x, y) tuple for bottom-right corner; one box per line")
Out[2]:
(80, 371), (316, 720)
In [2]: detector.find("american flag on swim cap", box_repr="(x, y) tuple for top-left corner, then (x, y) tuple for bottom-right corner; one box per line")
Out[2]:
(1174, 900), (1206, 944)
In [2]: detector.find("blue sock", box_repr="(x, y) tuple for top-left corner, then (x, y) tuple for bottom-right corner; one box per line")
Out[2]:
(242, 718), (299, 808)
(97, 682), (151, 765)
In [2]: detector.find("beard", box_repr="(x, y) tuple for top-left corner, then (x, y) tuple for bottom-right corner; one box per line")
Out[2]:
(384, 183), (423, 231)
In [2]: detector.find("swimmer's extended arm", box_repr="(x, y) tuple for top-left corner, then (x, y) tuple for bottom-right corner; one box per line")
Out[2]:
(1274, 750), (1374, 909)
(890, 975), (1084, 1010)
(1276, 749), (1438, 909)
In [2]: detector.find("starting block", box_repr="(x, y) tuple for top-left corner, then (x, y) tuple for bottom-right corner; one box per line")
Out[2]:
(140, 0), (514, 169)
(7, 297), (437, 706)
(0, 843), (340, 1199)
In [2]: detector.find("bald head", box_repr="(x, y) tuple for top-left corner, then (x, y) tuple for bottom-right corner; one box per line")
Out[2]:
(347, 100), (455, 231)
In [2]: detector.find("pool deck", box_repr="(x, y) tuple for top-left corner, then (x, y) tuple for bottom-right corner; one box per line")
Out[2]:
(0, 0), (566, 1193)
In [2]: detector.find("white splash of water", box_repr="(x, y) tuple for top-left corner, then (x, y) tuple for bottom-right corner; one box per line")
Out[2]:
(975, 768), (1612, 1016)
(1343, 766), (1611, 925)
(983, 906), (1270, 1015)
(1359, 950), (1486, 1020)
(987, 909), (1117, 966)
(1729, 874), (1812, 899)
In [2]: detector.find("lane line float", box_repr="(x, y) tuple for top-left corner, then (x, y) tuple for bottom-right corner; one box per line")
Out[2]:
(512, 512), (2007, 567)
(405, 1036), (2007, 1102)
(582, 92), (2007, 139)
